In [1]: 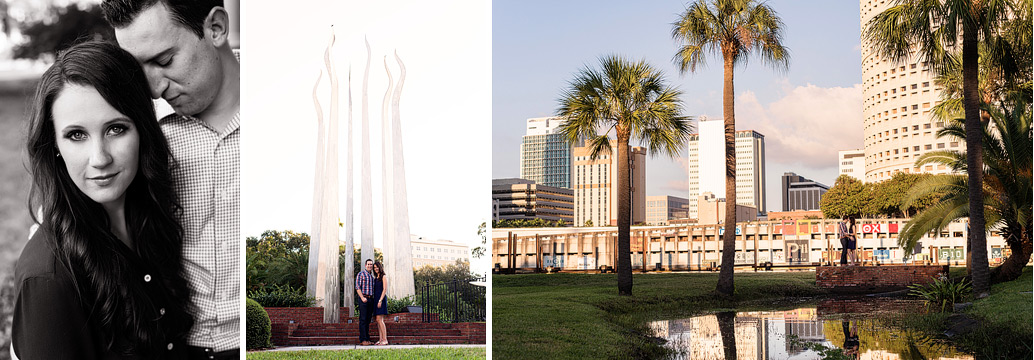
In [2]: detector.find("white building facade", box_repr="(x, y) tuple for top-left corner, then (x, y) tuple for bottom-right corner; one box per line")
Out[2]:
(411, 236), (470, 268)
(860, 0), (957, 182)
(838, 149), (865, 181)
(688, 116), (767, 219)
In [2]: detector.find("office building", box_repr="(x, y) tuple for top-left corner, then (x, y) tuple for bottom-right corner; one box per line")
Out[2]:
(781, 172), (829, 212)
(860, 1), (957, 182)
(411, 235), (470, 268)
(838, 149), (865, 181)
(696, 192), (758, 225)
(520, 117), (572, 188)
(687, 116), (766, 219)
(492, 178), (574, 223)
(572, 141), (646, 227)
(646, 195), (690, 225)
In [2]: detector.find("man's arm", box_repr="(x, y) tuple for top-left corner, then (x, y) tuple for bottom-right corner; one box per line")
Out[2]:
(355, 274), (367, 302)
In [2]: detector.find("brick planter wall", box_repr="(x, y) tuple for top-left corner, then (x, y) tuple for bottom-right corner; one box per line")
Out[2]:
(815, 265), (948, 294)
(265, 307), (353, 344)
(453, 322), (487, 343)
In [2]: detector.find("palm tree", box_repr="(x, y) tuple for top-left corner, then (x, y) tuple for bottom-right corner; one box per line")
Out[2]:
(900, 96), (1031, 284)
(864, 0), (1017, 296)
(672, 0), (789, 297)
(556, 55), (691, 296)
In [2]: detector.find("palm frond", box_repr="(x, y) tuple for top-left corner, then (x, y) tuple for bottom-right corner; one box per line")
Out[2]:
(673, 0), (789, 74)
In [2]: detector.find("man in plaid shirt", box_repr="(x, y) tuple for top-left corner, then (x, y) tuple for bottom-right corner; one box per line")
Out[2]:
(102, 1), (240, 358)
(355, 259), (375, 345)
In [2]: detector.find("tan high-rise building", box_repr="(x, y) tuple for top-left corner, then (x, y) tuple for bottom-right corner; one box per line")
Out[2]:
(860, 0), (958, 182)
(572, 141), (646, 227)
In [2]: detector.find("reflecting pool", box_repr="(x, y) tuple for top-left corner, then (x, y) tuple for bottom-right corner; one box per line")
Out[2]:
(649, 299), (973, 360)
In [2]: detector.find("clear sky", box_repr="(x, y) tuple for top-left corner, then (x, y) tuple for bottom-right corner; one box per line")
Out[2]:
(492, 0), (866, 210)
(243, 0), (491, 273)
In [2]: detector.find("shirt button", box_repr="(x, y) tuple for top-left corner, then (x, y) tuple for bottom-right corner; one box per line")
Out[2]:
(144, 274), (152, 282)
(159, 308), (166, 316)
(167, 343), (174, 350)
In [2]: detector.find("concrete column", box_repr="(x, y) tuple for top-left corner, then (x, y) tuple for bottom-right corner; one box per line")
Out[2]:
(306, 27), (340, 323)
(317, 28), (341, 323)
(389, 52), (416, 298)
(380, 55), (396, 297)
(306, 64), (325, 301)
(360, 38), (375, 264)
(343, 63), (355, 317)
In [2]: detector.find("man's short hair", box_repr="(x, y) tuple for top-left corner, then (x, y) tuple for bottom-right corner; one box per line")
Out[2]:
(101, 0), (223, 39)
(365, 259), (373, 264)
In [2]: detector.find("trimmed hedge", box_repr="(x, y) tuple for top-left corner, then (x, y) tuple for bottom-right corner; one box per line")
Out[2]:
(246, 298), (272, 350)
(249, 284), (316, 308)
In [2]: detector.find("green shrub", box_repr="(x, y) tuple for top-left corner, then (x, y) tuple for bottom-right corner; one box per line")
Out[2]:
(245, 298), (272, 350)
(248, 284), (316, 307)
(909, 275), (971, 312)
(388, 295), (417, 314)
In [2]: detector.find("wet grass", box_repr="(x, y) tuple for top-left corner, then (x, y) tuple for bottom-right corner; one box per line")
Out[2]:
(903, 266), (1033, 359)
(492, 271), (828, 359)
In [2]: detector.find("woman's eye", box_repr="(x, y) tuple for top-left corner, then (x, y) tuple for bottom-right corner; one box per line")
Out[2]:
(65, 130), (86, 141)
(107, 124), (129, 136)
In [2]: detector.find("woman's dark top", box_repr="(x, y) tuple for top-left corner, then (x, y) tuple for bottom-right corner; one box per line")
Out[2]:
(12, 228), (190, 359)
(373, 277), (388, 315)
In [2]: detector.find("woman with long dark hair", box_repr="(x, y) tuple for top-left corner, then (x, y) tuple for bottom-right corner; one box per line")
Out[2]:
(12, 40), (193, 359)
(372, 261), (389, 345)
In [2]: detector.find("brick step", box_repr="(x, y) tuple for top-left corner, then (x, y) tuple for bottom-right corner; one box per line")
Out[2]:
(300, 322), (455, 330)
(291, 329), (462, 337)
(282, 336), (473, 346)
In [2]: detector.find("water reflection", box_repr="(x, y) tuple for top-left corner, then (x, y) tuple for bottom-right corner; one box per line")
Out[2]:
(649, 300), (973, 360)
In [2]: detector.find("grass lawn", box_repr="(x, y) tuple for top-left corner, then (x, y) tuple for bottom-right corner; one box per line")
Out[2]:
(492, 271), (828, 359)
(968, 266), (1032, 335)
(902, 266), (1033, 359)
(246, 347), (485, 359)
(957, 266), (1033, 358)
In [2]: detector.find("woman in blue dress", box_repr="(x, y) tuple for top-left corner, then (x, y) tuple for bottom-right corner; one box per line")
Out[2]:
(372, 261), (390, 345)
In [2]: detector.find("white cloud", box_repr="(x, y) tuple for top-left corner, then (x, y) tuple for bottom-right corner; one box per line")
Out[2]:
(736, 83), (864, 170)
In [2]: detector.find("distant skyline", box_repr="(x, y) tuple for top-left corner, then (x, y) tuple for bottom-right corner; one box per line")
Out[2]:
(492, 0), (866, 211)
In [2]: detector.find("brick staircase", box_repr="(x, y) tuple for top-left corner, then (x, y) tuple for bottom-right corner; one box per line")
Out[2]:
(266, 307), (486, 346)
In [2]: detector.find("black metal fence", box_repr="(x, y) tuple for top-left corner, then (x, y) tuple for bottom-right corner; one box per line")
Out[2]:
(419, 276), (486, 323)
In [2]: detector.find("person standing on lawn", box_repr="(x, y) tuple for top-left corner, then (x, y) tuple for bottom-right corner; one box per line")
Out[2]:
(355, 259), (375, 345)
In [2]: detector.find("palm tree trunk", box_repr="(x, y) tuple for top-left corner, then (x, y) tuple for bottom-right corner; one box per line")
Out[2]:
(716, 53), (737, 297)
(616, 129), (633, 296)
(963, 22), (990, 296)
(717, 311), (737, 359)
(990, 222), (1032, 284)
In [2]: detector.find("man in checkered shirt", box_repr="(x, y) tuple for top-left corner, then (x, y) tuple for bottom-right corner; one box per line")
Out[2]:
(102, 1), (240, 359)
(355, 259), (375, 346)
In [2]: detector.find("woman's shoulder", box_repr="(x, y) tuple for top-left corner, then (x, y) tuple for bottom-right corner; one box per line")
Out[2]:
(14, 227), (68, 286)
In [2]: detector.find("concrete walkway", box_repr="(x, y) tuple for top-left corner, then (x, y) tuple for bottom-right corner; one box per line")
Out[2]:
(266, 344), (486, 352)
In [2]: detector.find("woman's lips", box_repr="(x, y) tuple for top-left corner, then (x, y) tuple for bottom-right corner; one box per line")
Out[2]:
(88, 172), (118, 186)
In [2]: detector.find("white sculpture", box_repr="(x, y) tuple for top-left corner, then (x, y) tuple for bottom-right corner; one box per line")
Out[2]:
(360, 38), (375, 264)
(308, 26), (341, 323)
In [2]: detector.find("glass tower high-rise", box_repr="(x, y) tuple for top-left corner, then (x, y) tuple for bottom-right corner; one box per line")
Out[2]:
(520, 117), (572, 189)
